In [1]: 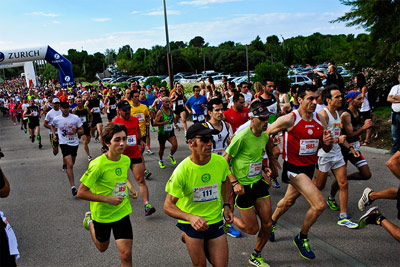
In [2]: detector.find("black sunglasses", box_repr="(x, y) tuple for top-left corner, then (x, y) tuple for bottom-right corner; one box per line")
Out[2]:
(194, 135), (213, 143)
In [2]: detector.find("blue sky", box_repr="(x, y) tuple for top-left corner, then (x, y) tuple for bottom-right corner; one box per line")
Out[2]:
(0, 0), (365, 54)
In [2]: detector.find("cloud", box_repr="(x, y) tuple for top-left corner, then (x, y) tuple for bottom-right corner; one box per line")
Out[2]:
(131, 11), (140, 14)
(25, 11), (59, 17)
(53, 21), (61, 24)
(92, 18), (111, 22)
(145, 10), (181, 16)
(179, 0), (242, 6)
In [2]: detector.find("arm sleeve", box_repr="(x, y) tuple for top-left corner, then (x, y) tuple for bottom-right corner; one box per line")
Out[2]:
(80, 161), (100, 188)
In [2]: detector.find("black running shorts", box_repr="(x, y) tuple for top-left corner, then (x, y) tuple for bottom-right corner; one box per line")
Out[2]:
(235, 179), (270, 209)
(93, 215), (133, 243)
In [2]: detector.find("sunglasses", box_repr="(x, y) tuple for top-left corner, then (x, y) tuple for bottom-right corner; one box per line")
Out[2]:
(194, 135), (213, 143)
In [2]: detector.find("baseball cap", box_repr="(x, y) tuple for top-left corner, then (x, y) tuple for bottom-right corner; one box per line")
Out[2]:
(52, 98), (60, 104)
(186, 123), (218, 140)
(117, 100), (131, 111)
(346, 90), (361, 102)
(248, 101), (271, 120)
(112, 86), (117, 90)
(146, 85), (151, 89)
(60, 101), (69, 108)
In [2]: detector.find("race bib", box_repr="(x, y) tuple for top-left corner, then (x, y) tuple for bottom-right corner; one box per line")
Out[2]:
(248, 162), (262, 177)
(134, 113), (145, 121)
(196, 114), (205, 121)
(127, 135), (137, 146)
(349, 141), (360, 152)
(79, 116), (86, 123)
(333, 123), (341, 139)
(66, 136), (77, 144)
(267, 104), (277, 114)
(212, 148), (225, 156)
(299, 139), (319, 155)
(112, 181), (127, 198)
(110, 104), (116, 110)
(32, 111), (38, 116)
(164, 124), (173, 132)
(178, 100), (184, 105)
(193, 183), (219, 203)
(93, 107), (100, 113)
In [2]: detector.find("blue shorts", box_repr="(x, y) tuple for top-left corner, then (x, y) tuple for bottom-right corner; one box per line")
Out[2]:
(177, 220), (224, 240)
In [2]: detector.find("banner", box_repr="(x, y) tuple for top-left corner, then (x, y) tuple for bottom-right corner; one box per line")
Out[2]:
(44, 46), (74, 87)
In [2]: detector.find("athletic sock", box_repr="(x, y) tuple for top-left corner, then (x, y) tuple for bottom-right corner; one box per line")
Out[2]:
(339, 213), (347, 219)
(252, 249), (261, 257)
(328, 195), (335, 200)
(37, 135), (41, 143)
(169, 154), (173, 158)
(144, 201), (149, 205)
(299, 232), (308, 240)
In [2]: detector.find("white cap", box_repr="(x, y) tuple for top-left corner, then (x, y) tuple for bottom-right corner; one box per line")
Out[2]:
(112, 86), (117, 90)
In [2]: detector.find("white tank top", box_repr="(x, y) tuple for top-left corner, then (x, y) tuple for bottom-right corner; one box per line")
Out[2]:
(317, 108), (341, 157)
(206, 121), (231, 155)
(360, 91), (370, 112)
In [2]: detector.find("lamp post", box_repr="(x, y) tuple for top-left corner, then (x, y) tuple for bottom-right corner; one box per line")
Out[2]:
(163, 0), (173, 90)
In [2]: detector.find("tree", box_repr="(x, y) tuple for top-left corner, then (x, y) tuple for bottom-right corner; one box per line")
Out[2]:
(333, 0), (400, 66)
(189, 36), (205, 47)
(104, 49), (116, 65)
(253, 60), (291, 91)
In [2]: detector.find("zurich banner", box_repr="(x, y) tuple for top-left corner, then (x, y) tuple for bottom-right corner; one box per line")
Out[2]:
(45, 46), (74, 87)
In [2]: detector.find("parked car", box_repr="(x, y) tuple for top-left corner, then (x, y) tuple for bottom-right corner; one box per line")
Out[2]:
(288, 75), (312, 86)
(101, 78), (114, 83)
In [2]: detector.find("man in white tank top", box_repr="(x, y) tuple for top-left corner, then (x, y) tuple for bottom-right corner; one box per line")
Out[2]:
(313, 85), (359, 228)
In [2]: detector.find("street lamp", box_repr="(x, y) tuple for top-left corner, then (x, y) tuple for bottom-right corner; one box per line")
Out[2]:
(163, 0), (174, 91)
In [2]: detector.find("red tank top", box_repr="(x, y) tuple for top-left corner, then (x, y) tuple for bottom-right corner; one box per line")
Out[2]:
(283, 110), (323, 166)
(113, 116), (141, 159)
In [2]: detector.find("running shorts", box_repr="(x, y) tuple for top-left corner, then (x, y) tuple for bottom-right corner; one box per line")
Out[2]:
(235, 179), (270, 209)
(281, 161), (315, 183)
(176, 220), (224, 240)
(93, 215), (133, 243)
(60, 144), (78, 158)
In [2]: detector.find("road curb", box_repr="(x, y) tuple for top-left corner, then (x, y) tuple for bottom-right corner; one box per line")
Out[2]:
(360, 145), (390, 155)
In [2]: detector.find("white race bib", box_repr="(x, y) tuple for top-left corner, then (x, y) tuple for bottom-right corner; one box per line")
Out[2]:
(333, 123), (341, 139)
(164, 124), (173, 132)
(212, 148), (225, 156)
(66, 136), (77, 144)
(127, 135), (137, 146)
(112, 181), (127, 197)
(248, 162), (262, 177)
(299, 139), (319, 155)
(134, 113), (145, 121)
(178, 100), (184, 105)
(32, 111), (38, 116)
(110, 104), (116, 110)
(79, 116), (86, 123)
(196, 114), (205, 121)
(193, 183), (219, 203)
(93, 107), (100, 113)
(349, 141), (360, 152)
(267, 104), (277, 114)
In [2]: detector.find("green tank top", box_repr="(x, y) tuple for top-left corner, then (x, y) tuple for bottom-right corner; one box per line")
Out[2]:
(158, 108), (174, 135)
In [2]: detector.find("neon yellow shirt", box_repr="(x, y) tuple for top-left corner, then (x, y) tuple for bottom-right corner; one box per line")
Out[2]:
(130, 104), (149, 136)
(165, 154), (231, 224)
(80, 154), (132, 223)
(226, 127), (269, 185)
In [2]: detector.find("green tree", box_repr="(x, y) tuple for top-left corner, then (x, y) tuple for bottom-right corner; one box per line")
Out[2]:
(253, 60), (291, 91)
(189, 36), (206, 47)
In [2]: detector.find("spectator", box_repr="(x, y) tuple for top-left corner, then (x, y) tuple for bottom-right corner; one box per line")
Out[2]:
(387, 74), (400, 154)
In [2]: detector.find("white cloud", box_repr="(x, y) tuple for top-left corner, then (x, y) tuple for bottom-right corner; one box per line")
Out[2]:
(179, 0), (242, 6)
(53, 20), (61, 24)
(145, 10), (180, 16)
(92, 18), (111, 22)
(131, 11), (140, 14)
(25, 11), (59, 17)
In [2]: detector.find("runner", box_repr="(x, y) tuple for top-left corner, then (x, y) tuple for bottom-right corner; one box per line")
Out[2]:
(185, 85), (208, 124)
(51, 101), (84, 196)
(224, 101), (276, 266)
(257, 80), (280, 125)
(205, 98), (241, 238)
(77, 124), (134, 267)
(19, 98), (29, 133)
(164, 123), (233, 267)
(104, 87), (118, 124)
(113, 100), (155, 215)
(313, 85), (358, 228)
(266, 84), (334, 260)
(170, 83), (188, 134)
(86, 90), (106, 152)
(23, 98), (43, 149)
(328, 91), (373, 207)
(139, 89), (153, 155)
(129, 90), (152, 179)
(44, 98), (62, 156)
(73, 96), (94, 162)
(223, 93), (249, 133)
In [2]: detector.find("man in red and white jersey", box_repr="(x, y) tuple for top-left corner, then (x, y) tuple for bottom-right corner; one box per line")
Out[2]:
(266, 84), (333, 260)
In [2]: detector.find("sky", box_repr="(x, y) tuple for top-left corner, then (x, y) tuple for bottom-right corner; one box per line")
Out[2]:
(0, 0), (366, 55)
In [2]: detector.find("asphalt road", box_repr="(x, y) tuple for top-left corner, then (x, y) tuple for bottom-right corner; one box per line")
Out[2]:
(0, 115), (399, 267)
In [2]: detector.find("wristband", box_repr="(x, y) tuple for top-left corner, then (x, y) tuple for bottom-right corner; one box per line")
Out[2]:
(223, 203), (232, 209)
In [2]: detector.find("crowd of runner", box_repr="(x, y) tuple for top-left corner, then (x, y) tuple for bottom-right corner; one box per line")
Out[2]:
(1, 62), (400, 267)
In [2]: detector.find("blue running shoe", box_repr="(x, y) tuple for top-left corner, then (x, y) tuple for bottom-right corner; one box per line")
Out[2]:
(227, 225), (241, 238)
(269, 223), (276, 242)
(293, 234), (315, 260)
(270, 177), (280, 189)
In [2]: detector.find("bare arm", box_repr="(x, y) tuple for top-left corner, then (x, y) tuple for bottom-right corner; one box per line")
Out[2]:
(340, 112), (370, 139)
(153, 110), (166, 126)
(266, 113), (295, 135)
(0, 167), (10, 198)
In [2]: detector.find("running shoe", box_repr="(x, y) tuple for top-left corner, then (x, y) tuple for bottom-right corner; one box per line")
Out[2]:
(358, 187), (373, 211)
(144, 170), (152, 179)
(88, 156), (93, 162)
(337, 218), (358, 229)
(227, 225), (241, 238)
(146, 148), (154, 155)
(31, 135), (35, 143)
(20, 126), (23, 131)
(293, 234), (315, 260)
(249, 254), (270, 267)
(159, 160), (166, 169)
(38, 143), (43, 149)
(94, 137), (100, 143)
(71, 186), (78, 196)
(269, 223), (277, 242)
(62, 164), (67, 172)
(83, 211), (92, 230)
(326, 197), (340, 211)
(145, 203), (156, 216)
(270, 177), (280, 189)
(168, 155), (177, 165)
(358, 206), (382, 229)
